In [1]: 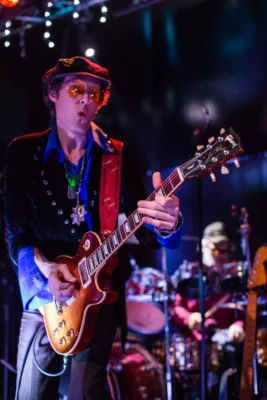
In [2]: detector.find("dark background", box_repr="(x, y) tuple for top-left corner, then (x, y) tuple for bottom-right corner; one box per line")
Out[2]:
(1, 0), (267, 398)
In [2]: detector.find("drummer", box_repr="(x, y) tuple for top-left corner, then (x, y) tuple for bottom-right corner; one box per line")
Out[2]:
(172, 221), (245, 342)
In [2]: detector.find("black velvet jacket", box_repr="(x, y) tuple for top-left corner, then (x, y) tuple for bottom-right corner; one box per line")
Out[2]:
(3, 123), (161, 332)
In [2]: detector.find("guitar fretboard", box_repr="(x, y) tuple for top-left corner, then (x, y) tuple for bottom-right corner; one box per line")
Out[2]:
(79, 168), (183, 282)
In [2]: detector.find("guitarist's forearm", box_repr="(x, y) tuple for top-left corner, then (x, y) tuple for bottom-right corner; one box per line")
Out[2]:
(33, 247), (53, 279)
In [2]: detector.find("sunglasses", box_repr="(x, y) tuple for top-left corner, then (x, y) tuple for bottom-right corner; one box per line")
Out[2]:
(65, 81), (103, 104)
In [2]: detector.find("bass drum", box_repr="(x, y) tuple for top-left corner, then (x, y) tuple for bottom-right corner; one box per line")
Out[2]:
(108, 341), (166, 400)
(126, 267), (174, 334)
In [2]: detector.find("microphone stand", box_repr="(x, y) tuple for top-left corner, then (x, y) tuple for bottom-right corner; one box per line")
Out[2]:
(197, 178), (206, 400)
(161, 247), (172, 400)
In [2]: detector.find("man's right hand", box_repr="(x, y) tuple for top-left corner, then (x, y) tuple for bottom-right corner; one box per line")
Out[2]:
(48, 263), (77, 302)
(34, 248), (77, 302)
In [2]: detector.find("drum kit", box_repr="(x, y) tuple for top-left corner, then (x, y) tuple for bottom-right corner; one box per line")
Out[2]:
(107, 211), (267, 400)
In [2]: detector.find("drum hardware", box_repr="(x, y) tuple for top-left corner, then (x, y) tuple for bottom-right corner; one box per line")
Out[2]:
(108, 342), (166, 400)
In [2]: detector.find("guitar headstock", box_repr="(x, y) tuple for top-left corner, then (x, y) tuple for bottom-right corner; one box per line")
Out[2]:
(181, 127), (243, 180)
(248, 247), (267, 290)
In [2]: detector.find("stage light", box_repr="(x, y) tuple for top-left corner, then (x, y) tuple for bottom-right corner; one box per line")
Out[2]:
(46, 20), (52, 27)
(48, 41), (55, 48)
(74, 0), (80, 4)
(73, 12), (79, 19)
(5, 21), (12, 28)
(4, 29), (10, 36)
(44, 32), (50, 39)
(101, 6), (108, 13)
(85, 48), (95, 57)
(44, 11), (50, 17)
(4, 41), (10, 47)
(47, 1), (53, 7)
(100, 16), (106, 23)
(0, 0), (19, 7)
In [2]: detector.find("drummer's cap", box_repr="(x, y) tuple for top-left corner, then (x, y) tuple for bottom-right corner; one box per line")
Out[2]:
(203, 221), (231, 243)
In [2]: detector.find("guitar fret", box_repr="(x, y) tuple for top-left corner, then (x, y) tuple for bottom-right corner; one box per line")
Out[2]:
(113, 233), (118, 246)
(124, 221), (131, 233)
(117, 227), (124, 242)
(119, 225), (126, 241)
(98, 248), (104, 263)
(79, 259), (88, 284)
(103, 243), (109, 256)
(89, 258), (94, 274)
(134, 212), (140, 225)
(157, 187), (164, 196)
(163, 179), (173, 195)
(171, 171), (180, 187)
(108, 237), (115, 252)
(93, 253), (99, 267)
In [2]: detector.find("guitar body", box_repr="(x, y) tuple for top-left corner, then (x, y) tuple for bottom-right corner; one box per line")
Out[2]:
(43, 231), (118, 355)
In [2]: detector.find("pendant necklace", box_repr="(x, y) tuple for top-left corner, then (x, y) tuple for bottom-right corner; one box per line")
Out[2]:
(65, 155), (87, 226)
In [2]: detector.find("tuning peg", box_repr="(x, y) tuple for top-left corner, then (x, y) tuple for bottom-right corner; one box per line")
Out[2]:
(233, 158), (240, 168)
(210, 172), (216, 182)
(208, 137), (215, 143)
(221, 165), (229, 175)
(220, 128), (225, 135)
(197, 145), (204, 151)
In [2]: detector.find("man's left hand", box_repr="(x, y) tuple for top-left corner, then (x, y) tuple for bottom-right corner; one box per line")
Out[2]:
(137, 172), (180, 230)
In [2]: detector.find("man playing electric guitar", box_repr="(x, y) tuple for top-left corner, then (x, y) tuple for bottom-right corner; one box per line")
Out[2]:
(3, 56), (182, 400)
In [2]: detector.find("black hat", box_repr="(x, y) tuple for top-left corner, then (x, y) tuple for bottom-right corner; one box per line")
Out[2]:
(42, 56), (111, 88)
(203, 221), (231, 243)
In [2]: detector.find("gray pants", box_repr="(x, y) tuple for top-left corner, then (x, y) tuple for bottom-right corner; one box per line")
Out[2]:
(16, 304), (117, 400)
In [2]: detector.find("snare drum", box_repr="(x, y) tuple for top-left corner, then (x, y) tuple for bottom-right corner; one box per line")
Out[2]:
(126, 267), (174, 334)
(152, 334), (223, 372)
(108, 342), (166, 400)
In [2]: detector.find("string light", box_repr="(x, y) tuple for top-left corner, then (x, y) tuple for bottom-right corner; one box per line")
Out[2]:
(1, 0), (109, 53)
(85, 48), (95, 57)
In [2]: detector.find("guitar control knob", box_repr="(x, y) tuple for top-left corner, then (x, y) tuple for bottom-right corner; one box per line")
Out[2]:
(52, 329), (59, 336)
(208, 137), (215, 143)
(58, 337), (66, 345)
(66, 329), (74, 337)
(58, 320), (66, 328)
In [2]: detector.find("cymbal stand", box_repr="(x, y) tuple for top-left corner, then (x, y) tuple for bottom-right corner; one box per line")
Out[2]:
(197, 178), (206, 400)
(161, 247), (172, 400)
(239, 207), (258, 395)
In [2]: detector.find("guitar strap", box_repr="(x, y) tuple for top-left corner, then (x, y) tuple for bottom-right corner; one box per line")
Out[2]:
(99, 139), (123, 238)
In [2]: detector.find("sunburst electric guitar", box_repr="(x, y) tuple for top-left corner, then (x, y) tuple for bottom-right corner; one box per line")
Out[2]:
(42, 128), (243, 355)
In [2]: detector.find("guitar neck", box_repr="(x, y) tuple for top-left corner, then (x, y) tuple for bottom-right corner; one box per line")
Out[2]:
(84, 168), (184, 274)
(240, 290), (258, 400)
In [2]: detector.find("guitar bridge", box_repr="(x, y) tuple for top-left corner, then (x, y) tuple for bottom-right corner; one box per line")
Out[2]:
(54, 298), (63, 315)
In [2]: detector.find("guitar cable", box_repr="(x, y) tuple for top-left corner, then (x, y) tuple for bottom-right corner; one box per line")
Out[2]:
(32, 324), (70, 377)
(14, 324), (70, 400)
